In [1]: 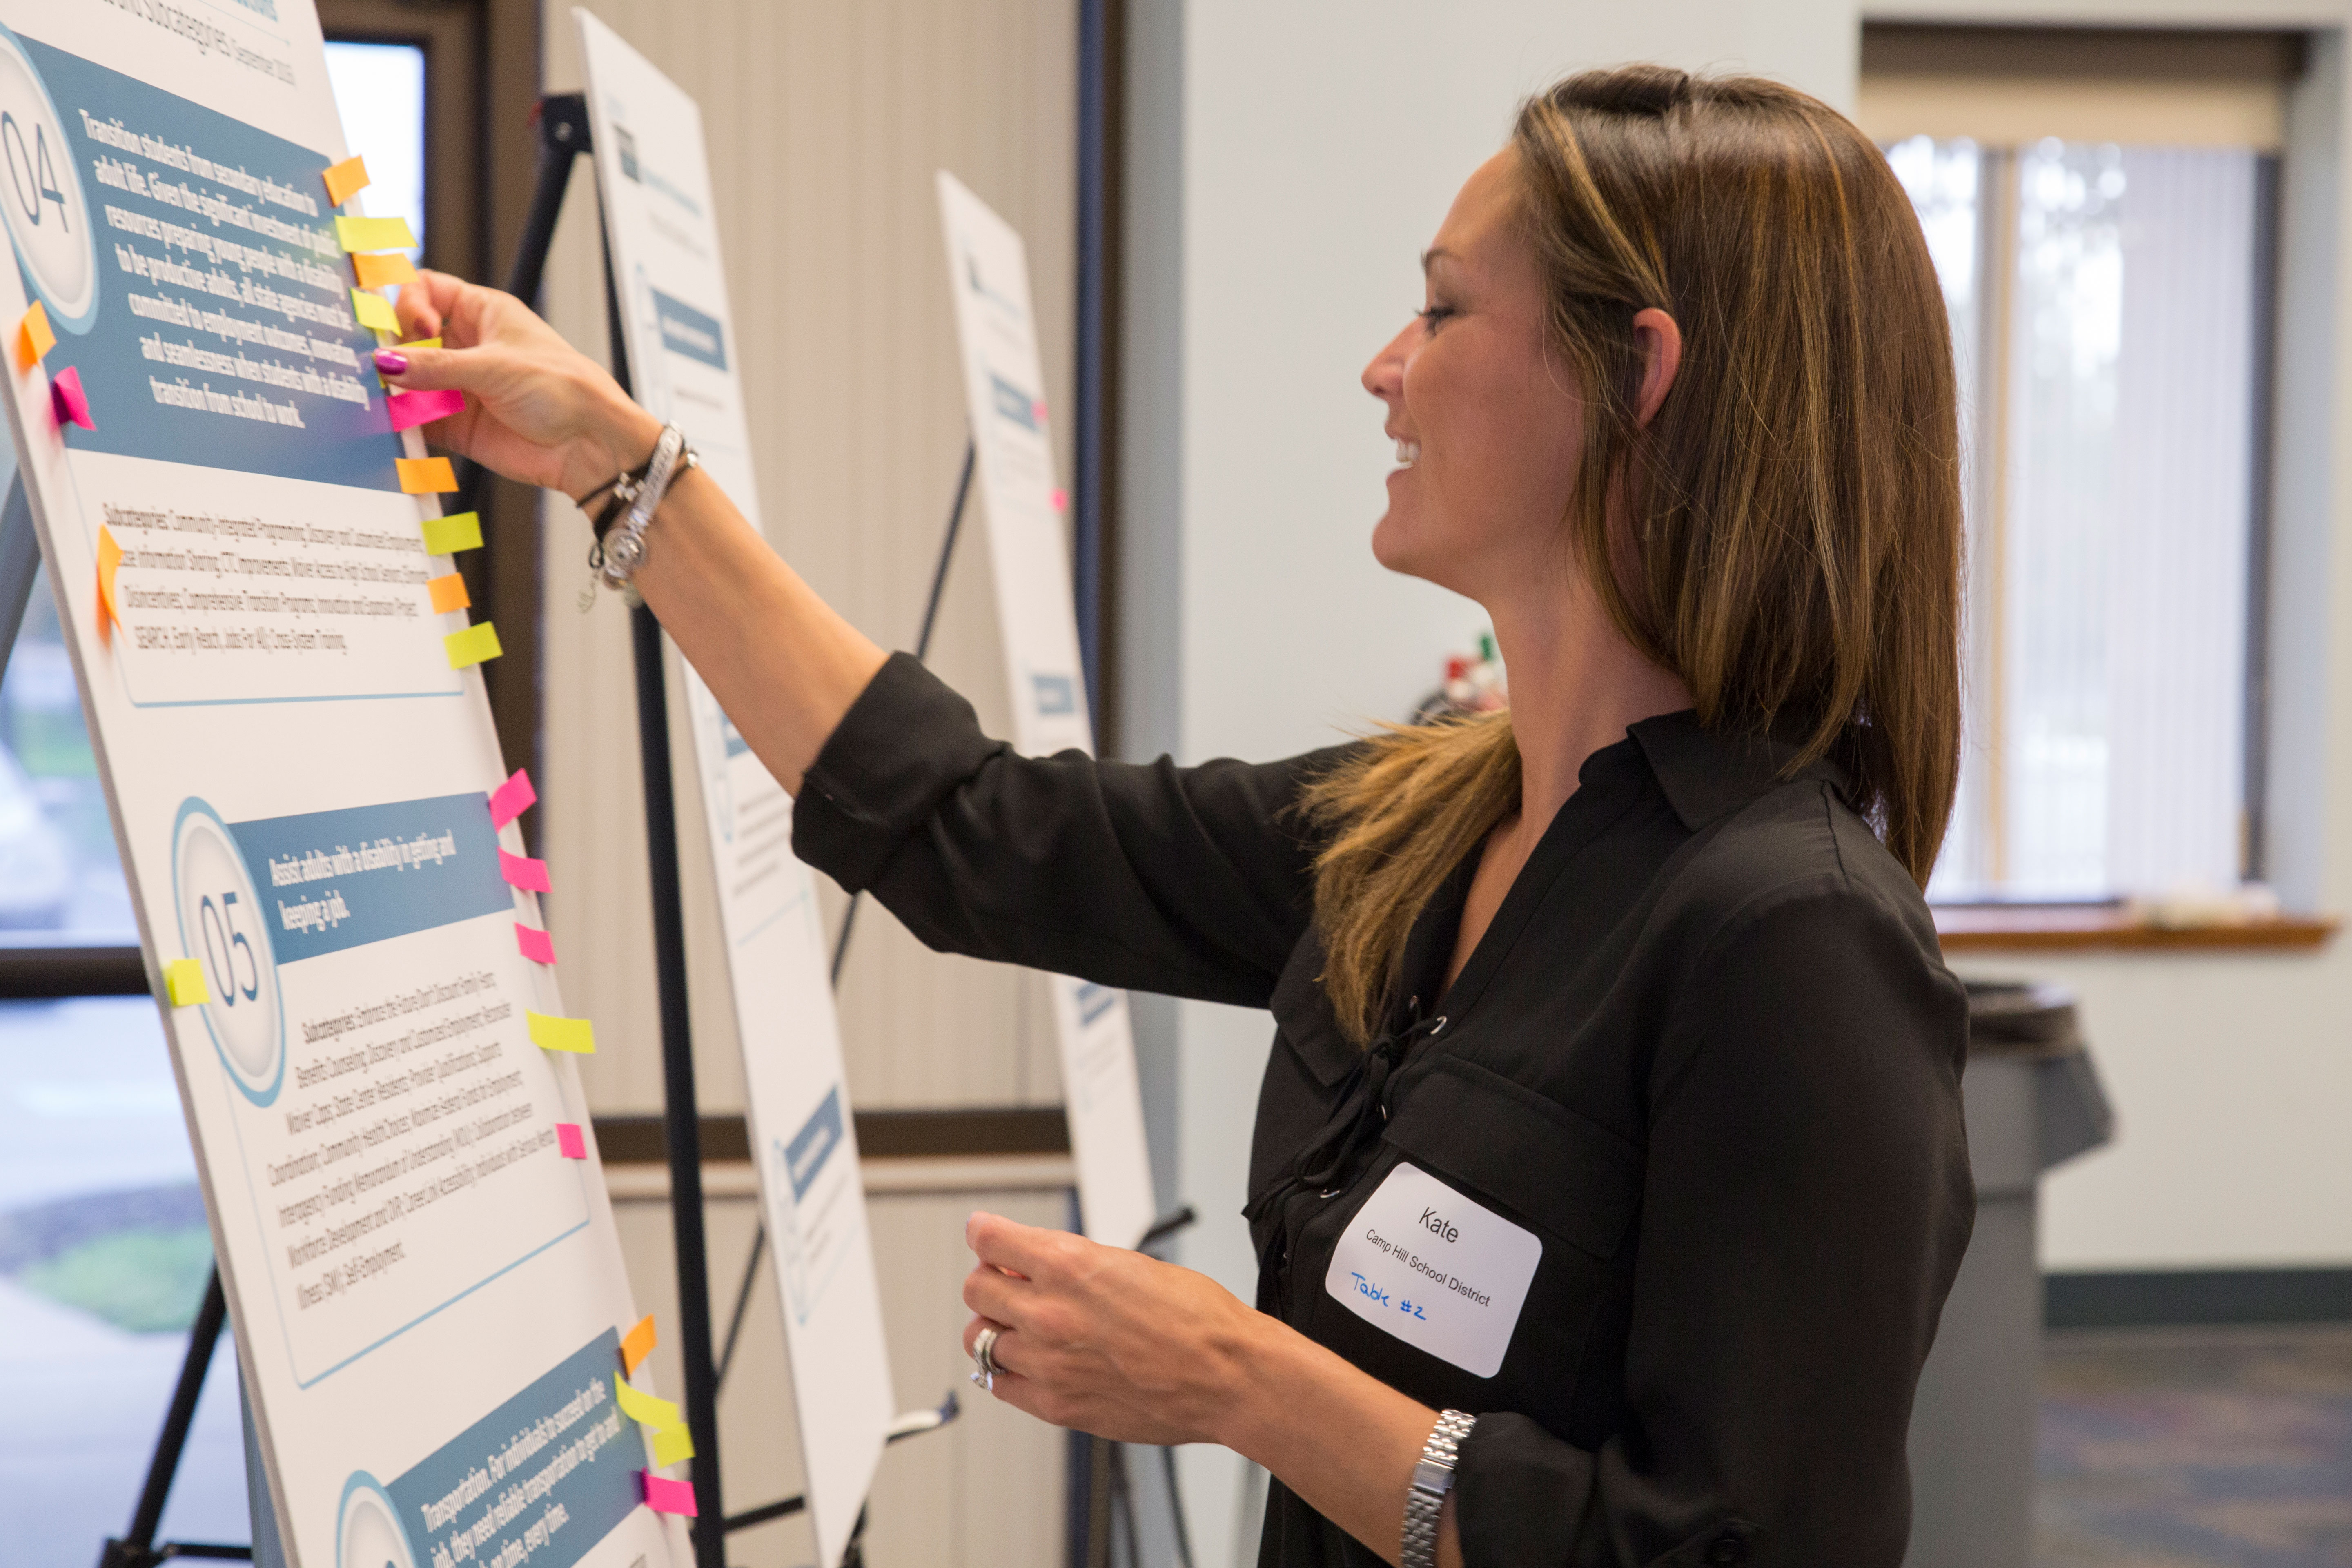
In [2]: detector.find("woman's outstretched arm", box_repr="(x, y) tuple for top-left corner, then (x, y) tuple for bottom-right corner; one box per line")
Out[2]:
(385, 269), (886, 794)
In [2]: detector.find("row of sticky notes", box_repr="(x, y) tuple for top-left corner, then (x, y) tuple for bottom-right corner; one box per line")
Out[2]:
(323, 162), (492, 675)
(608, 1312), (697, 1510)
(19, 303), (95, 433)
(617, 1316), (697, 1510)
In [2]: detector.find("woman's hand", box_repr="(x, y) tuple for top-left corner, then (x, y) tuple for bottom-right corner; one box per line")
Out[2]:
(382, 270), (662, 503)
(960, 1211), (1466, 1566)
(959, 1212), (1269, 1447)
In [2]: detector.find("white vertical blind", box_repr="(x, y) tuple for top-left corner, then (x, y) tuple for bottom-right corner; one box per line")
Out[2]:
(1893, 137), (2261, 899)
(2098, 149), (2256, 895)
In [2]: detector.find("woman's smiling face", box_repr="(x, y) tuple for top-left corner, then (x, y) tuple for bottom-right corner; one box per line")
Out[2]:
(1363, 150), (1589, 605)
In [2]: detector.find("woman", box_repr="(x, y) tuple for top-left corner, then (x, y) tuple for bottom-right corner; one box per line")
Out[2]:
(385, 65), (1972, 1568)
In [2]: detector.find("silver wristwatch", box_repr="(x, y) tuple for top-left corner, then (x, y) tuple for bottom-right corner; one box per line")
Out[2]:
(1401, 1408), (1475, 1568)
(596, 422), (695, 588)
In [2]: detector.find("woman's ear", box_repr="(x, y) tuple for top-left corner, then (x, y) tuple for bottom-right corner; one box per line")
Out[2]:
(1632, 307), (1682, 428)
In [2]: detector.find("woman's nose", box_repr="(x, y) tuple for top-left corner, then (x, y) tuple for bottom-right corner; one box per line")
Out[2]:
(1363, 325), (1411, 400)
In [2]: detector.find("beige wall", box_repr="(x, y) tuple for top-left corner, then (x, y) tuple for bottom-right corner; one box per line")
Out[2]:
(536, 0), (1079, 1120)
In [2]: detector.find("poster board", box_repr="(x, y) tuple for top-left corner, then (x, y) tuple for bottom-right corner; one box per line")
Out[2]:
(576, 16), (897, 1567)
(936, 173), (1157, 1251)
(0, 5), (682, 1565)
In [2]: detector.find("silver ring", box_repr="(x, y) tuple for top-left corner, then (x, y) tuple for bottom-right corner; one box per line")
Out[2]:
(969, 1325), (1001, 1391)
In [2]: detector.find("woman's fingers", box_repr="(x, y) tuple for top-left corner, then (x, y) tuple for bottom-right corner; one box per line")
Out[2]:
(962, 1262), (1038, 1328)
(966, 1210), (1071, 1282)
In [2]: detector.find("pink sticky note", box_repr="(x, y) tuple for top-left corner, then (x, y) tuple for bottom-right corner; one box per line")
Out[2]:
(387, 388), (466, 432)
(642, 1473), (697, 1516)
(1031, 397), (1049, 423)
(556, 1122), (587, 1160)
(487, 768), (537, 829)
(51, 366), (94, 431)
(1049, 486), (1069, 513)
(516, 924), (557, 964)
(499, 849), (552, 892)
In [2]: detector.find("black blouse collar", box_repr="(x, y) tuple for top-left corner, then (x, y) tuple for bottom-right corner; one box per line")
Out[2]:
(1272, 711), (1851, 1087)
(1627, 708), (1854, 830)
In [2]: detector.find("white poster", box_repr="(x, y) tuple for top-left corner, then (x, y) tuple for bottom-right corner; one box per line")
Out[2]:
(0, 4), (682, 1566)
(937, 172), (1157, 1251)
(577, 16), (896, 1568)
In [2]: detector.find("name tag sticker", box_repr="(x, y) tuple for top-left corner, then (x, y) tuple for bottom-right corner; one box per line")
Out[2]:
(1324, 1161), (1541, 1378)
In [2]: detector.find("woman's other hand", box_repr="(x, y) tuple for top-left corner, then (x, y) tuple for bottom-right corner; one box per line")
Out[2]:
(959, 1212), (1266, 1447)
(381, 270), (662, 503)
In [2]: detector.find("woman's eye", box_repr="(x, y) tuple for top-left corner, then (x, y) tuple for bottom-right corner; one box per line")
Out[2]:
(1417, 304), (1454, 332)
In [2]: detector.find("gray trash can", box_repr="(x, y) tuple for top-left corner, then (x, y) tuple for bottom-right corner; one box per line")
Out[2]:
(1905, 980), (2114, 1568)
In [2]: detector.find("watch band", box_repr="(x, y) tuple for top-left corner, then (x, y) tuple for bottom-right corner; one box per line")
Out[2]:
(1401, 1408), (1476, 1568)
(594, 423), (694, 588)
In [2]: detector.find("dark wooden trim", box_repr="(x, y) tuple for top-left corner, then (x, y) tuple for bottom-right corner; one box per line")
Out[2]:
(475, 0), (546, 825)
(591, 1108), (1074, 1166)
(1936, 903), (2338, 951)
(1861, 23), (2310, 82)
(0, 945), (147, 998)
(2049, 1267), (2352, 1329)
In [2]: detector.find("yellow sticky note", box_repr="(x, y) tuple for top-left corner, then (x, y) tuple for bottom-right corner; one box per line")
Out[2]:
(335, 214), (417, 252)
(614, 1374), (682, 1432)
(396, 457), (457, 493)
(323, 155), (369, 207)
(351, 289), (399, 332)
(165, 958), (209, 1007)
(96, 526), (122, 636)
(353, 252), (419, 289)
(621, 1315), (657, 1374)
(527, 1010), (595, 1054)
(419, 511), (482, 555)
(16, 301), (53, 369)
(652, 1425), (695, 1468)
(399, 336), (441, 350)
(444, 621), (502, 669)
(427, 572), (470, 613)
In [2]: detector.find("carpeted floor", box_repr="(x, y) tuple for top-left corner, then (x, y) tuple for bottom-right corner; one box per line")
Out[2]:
(2038, 1325), (2352, 1567)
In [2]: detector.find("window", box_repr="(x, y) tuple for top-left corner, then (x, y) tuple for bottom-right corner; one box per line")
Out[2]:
(1864, 27), (2300, 902)
(323, 41), (428, 265)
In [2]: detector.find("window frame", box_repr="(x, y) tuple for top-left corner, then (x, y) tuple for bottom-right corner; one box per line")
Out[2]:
(1867, 26), (2303, 926)
(0, 0), (539, 1000)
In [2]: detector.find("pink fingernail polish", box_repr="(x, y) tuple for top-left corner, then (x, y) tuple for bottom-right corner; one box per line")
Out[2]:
(374, 349), (409, 374)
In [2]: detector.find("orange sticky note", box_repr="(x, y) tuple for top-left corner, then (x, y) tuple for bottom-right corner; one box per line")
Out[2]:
(16, 301), (52, 369)
(396, 457), (457, 493)
(353, 251), (418, 288)
(323, 155), (370, 207)
(621, 1315), (657, 1374)
(96, 526), (122, 641)
(427, 572), (470, 613)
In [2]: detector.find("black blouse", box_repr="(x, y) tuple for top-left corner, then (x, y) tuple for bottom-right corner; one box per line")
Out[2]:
(793, 653), (1973, 1568)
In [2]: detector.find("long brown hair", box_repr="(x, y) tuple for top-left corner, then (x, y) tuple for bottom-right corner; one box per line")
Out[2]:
(1305, 66), (1963, 1045)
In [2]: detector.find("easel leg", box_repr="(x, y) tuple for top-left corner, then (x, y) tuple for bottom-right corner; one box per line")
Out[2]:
(100, 1268), (228, 1568)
